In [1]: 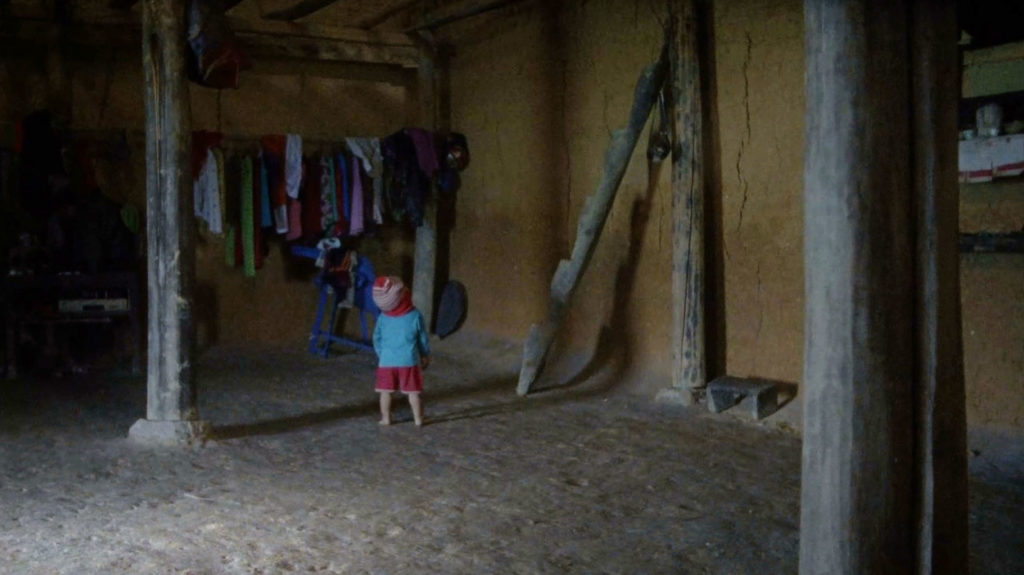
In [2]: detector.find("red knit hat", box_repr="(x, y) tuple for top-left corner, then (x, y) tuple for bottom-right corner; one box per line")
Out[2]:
(372, 276), (405, 312)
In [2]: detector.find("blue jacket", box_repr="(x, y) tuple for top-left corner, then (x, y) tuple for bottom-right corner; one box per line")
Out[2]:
(373, 310), (430, 367)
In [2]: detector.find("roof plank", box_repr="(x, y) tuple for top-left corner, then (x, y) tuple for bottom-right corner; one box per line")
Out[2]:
(264, 0), (340, 21)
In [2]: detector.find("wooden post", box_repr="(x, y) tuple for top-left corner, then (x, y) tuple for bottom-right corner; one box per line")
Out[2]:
(667, 0), (704, 404)
(129, 0), (208, 445)
(800, 0), (915, 572)
(517, 47), (668, 396)
(412, 41), (438, 330)
(911, 0), (969, 571)
(800, 0), (967, 571)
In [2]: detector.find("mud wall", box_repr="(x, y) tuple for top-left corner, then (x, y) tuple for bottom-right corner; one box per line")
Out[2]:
(445, 0), (1024, 430)
(1, 49), (417, 349)
(444, 0), (803, 391)
(960, 181), (1024, 429)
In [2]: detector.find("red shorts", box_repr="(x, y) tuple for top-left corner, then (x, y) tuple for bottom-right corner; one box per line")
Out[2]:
(375, 366), (423, 393)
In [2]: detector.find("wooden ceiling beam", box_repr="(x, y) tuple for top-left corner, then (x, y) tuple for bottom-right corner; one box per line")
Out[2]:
(264, 0), (340, 21)
(111, 1), (246, 12)
(406, 0), (526, 32)
(352, 0), (420, 29)
(0, 15), (420, 68)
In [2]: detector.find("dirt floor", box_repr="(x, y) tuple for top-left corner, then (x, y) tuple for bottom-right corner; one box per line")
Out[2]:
(1, 334), (1022, 574)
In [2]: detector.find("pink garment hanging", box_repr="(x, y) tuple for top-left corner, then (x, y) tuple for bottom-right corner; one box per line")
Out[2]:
(349, 156), (365, 236)
(406, 128), (440, 177)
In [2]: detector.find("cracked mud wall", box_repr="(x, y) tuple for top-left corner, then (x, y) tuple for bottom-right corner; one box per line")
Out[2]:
(445, 0), (804, 395)
(446, 0), (1024, 431)
(960, 181), (1024, 429)
(2, 51), (416, 348)
(713, 0), (804, 388)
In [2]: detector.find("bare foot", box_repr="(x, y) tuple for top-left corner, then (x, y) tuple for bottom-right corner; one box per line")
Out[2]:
(414, 419), (424, 427)
(379, 419), (391, 426)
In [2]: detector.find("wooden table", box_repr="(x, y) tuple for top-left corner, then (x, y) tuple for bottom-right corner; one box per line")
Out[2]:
(3, 272), (141, 378)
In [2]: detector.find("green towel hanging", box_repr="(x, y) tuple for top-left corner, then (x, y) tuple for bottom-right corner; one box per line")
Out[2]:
(241, 156), (256, 277)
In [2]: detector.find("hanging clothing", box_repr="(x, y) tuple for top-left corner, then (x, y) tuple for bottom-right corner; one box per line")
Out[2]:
(223, 154), (241, 268)
(285, 133), (303, 200)
(214, 148), (227, 234)
(253, 155), (265, 271)
(337, 152), (351, 223)
(349, 156), (365, 236)
(381, 129), (428, 227)
(406, 128), (441, 178)
(320, 156), (339, 236)
(240, 155), (256, 277)
(191, 130), (223, 178)
(185, 0), (250, 89)
(224, 225), (236, 267)
(193, 148), (223, 234)
(260, 135), (289, 235)
(286, 198), (303, 241)
(302, 157), (324, 242)
(260, 153), (272, 228)
(360, 165), (375, 236)
(346, 137), (384, 224)
(334, 153), (349, 237)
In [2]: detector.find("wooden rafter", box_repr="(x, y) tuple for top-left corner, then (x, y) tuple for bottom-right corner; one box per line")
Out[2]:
(406, 0), (525, 32)
(352, 0), (420, 29)
(264, 0), (339, 21)
(112, 0), (245, 11)
(0, 14), (420, 67)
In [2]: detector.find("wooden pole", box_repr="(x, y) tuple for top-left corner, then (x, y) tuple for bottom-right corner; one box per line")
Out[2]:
(129, 0), (208, 444)
(412, 40), (439, 330)
(801, 1), (970, 570)
(668, 0), (704, 404)
(800, 0), (914, 572)
(910, 0), (969, 571)
(517, 46), (668, 396)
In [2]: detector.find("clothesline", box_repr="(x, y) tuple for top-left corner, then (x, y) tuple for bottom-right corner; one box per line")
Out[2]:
(52, 128), (402, 147)
(193, 126), (456, 280)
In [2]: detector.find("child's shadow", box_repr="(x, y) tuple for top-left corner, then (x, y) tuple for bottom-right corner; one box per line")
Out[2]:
(209, 373), (515, 440)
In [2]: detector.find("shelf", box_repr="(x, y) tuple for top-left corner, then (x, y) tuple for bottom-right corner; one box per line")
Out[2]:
(959, 232), (1024, 253)
(959, 133), (1024, 183)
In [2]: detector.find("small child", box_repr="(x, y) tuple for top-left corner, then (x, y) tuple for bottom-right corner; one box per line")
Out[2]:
(372, 276), (431, 426)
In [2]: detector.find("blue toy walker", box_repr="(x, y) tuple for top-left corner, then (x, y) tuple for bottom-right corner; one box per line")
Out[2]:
(291, 245), (379, 357)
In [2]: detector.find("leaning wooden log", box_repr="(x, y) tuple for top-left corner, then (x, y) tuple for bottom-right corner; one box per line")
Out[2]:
(516, 45), (668, 396)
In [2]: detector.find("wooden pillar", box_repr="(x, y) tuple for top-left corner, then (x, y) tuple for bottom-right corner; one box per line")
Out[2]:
(911, 0), (969, 571)
(668, 0), (704, 403)
(412, 42), (438, 330)
(129, 0), (208, 444)
(800, 0), (967, 572)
